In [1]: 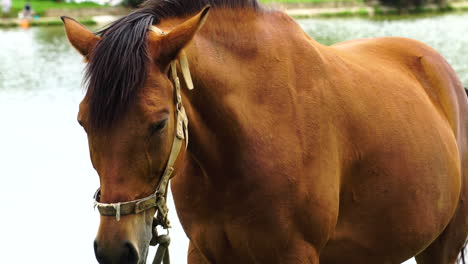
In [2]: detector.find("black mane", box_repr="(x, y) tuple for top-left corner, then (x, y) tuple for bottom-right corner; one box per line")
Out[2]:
(84, 0), (261, 130)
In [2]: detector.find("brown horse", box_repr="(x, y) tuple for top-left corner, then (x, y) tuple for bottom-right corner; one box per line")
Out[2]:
(62, 0), (468, 263)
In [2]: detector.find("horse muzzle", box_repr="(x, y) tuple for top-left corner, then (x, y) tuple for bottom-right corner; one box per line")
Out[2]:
(94, 214), (153, 264)
(94, 238), (142, 264)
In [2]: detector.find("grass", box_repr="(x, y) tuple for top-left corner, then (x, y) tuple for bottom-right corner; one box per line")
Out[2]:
(7, 0), (104, 17)
(30, 17), (96, 26)
(317, 8), (369, 17)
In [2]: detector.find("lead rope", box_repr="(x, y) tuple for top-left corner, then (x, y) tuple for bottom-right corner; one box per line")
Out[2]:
(150, 182), (171, 264)
(151, 231), (171, 264)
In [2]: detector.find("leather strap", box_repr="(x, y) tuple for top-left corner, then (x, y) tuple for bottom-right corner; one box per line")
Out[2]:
(149, 25), (194, 91)
(93, 60), (188, 224)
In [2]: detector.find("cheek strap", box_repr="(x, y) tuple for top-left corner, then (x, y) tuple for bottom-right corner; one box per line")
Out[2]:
(149, 25), (194, 91)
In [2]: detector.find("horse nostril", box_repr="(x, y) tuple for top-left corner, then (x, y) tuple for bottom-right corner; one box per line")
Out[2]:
(93, 239), (139, 264)
(123, 241), (139, 263)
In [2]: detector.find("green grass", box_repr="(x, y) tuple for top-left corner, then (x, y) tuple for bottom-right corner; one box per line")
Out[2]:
(0, 21), (18, 27)
(8, 0), (104, 17)
(317, 8), (369, 17)
(30, 17), (96, 26)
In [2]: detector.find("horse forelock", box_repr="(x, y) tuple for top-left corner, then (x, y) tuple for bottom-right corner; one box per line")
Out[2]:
(84, 11), (153, 131)
(84, 0), (261, 130)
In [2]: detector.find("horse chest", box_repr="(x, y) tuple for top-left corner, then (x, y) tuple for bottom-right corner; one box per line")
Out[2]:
(186, 221), (314, 263)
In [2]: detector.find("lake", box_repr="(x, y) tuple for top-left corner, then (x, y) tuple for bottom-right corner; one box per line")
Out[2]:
(1, 13), (467, 263)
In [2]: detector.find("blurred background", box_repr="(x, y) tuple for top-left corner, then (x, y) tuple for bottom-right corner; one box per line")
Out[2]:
(0, 0), (467, 263)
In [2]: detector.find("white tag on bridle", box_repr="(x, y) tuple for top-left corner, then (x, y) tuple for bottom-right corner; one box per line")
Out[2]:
(113, 203), (121, 221)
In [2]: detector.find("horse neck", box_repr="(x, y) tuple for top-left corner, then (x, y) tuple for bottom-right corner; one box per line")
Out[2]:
(177, 10), (271, 185)
(176, 9), (328, 187)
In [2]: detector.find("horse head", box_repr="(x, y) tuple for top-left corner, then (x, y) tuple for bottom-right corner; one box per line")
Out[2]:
(62, 7), (210, 264)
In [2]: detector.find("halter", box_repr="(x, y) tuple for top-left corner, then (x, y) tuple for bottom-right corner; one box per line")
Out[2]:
(92, 25), (194, 264)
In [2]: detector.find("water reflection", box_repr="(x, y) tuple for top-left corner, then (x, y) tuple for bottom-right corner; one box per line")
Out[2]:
(1, 14), (468, 263)
(0, 27), (81, 99)
(0, 26), (189, 264)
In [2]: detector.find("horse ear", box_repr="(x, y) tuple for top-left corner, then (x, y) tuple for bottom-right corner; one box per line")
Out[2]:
(158, 6), (210, 66)
(61, 16), (100, 57)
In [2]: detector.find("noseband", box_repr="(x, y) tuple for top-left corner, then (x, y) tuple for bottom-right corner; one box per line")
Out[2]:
(92, 25), (193, 264)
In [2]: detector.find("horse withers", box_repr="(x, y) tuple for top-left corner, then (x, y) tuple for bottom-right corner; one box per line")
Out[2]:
(62, 0), (467, 263)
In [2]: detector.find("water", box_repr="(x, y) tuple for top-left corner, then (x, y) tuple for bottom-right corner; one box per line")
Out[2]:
(1, 14), (468, 263)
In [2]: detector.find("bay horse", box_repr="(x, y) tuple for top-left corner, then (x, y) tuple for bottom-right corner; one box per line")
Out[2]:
(62, 0), (468, 263)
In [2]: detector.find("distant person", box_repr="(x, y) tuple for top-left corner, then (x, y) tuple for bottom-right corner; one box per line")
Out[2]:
(21, 2), (34, 20)
(1, 0), (11, 16)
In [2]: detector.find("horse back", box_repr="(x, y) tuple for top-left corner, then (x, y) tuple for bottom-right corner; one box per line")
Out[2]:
(333, 37), (466, 132)
(331, 36), (468, 180)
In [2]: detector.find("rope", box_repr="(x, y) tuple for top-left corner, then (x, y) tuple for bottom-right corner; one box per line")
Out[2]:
(152, 235), (171, 264)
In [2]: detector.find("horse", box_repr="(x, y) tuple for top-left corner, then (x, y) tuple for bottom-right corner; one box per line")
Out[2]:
(62, 0), (468, 263)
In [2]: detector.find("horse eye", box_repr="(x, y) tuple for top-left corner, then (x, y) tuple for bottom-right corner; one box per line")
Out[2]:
(150, 119), (168, 135)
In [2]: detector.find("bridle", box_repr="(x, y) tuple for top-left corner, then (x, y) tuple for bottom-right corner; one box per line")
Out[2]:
(92, 25), (194, 264)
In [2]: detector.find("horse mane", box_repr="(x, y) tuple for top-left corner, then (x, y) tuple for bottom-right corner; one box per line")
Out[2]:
(84, 0), (261, 130)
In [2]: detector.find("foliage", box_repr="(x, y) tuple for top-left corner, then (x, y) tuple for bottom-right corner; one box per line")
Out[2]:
(259, 0), (362, 2)
(121, 0), (144, 8)
(377, 0), (451, 10)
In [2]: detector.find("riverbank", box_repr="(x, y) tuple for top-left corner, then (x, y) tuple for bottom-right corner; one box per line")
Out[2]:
(271, 0), (468, 18)
(1, 1), (468, 27)
(0, 6), (128, 27)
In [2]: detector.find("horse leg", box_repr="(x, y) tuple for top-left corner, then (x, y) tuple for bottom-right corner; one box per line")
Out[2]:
(415, 189), (468, 264)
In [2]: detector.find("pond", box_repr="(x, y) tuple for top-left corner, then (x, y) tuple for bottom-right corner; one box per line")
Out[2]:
(1, 13), (467, 263)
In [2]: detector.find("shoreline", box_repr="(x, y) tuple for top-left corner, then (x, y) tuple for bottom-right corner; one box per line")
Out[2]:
(1, 1), (468, 27)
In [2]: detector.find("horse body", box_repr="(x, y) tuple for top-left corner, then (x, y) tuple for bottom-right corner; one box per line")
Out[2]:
(166, 10), (467, 263)
(322, 37), (467, 263)
(62, 1), (467, 263)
